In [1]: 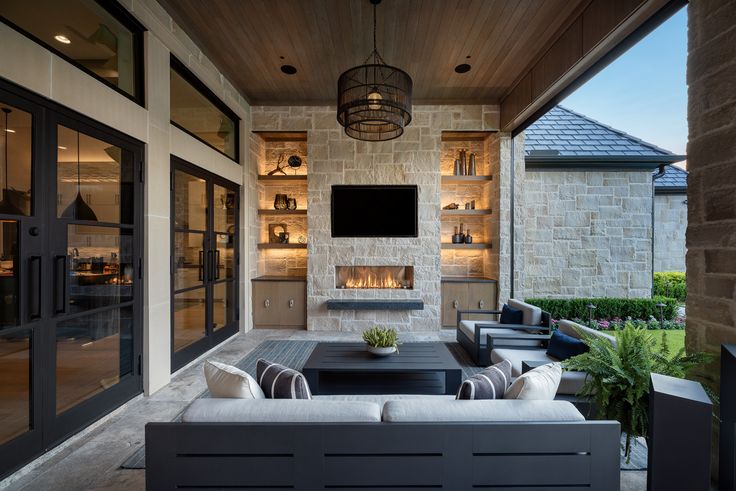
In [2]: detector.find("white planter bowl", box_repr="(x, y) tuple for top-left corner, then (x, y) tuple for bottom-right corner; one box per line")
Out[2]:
(367, 345), (396, 357)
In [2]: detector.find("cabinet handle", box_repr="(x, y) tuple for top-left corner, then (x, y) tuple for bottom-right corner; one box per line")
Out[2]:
(288, 299), (295, 308)
(452, 300), (458, 309)
(264, 299), (270, 308)
(479, 300), (484, 309)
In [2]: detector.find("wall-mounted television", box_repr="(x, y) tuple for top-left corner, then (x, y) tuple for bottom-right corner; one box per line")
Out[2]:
(331, 185), (418, 237)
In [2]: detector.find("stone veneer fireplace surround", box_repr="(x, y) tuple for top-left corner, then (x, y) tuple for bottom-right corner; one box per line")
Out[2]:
(249, 105), (513, 332)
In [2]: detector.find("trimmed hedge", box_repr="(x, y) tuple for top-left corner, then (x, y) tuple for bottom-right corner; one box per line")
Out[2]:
(525, 297), (679, 322)
(653, 272), (686, 302)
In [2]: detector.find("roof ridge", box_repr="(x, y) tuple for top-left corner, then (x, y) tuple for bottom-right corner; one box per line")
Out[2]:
(555, 105), (676, 156)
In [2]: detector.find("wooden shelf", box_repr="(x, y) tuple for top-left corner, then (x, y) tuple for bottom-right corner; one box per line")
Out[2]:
(252, 131), (307, 142)
(258, 175), (307, 182)
(257, 243), (307, 250)
(441, 243), (492, 250)
(441, 209), (492, 217)
(258, 209), (307, 216)
(441, 175), (492, 184)
(441, 131), (495, 142)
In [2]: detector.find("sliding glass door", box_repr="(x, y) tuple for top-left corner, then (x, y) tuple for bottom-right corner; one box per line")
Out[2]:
(0, 80), (143, 479)
(171, 157), (239, 371)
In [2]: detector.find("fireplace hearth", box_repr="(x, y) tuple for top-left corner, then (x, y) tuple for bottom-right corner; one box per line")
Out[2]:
(336, 266), (413, 290)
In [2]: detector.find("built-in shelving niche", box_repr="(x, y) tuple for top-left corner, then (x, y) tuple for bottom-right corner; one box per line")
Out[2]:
(440, 131), (500, 280)
(253, 131), (308, 277)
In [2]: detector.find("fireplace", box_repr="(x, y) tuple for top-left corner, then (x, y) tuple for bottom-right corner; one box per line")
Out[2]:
(336, 266), (413, 290)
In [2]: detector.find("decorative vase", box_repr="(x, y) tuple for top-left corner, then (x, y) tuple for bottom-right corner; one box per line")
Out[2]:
(367, 345), (396, 357)
(274, 194), (288, 210)
(286, 197), (297, 210)
(468, 153), (477, 176)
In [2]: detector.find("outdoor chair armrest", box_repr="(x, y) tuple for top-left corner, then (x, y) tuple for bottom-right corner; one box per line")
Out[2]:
(486, 332), (551, 350)
(475, 323), (550, 332)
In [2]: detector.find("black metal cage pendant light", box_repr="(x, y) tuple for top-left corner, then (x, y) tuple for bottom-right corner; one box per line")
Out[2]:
(337, 0), (412, 142)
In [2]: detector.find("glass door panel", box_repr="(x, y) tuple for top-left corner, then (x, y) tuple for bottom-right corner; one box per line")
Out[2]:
(215, 233), (234, 280)
(0, 330), (31, 445)
(174, 170), (206, 230)
(212, 281), (235, 332)
(67, 225), (134, 313)
(173, 288), (206, 352)
(55, 306), (134, 415)
(0, 103), (32, 217)
(213, 184), (235, 233)
(57, 125), (135, 224)
(0, 220), (18, 327)
(174, 231), (205, 290)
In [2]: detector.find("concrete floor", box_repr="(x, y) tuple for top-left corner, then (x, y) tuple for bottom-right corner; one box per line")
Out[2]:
(0, 328), (647, 490)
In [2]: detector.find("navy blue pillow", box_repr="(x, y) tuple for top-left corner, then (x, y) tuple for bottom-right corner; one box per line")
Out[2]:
(546, 330), (589, 361)
(499, 304), (523, 325)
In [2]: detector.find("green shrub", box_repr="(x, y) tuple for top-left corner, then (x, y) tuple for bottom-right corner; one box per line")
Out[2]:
(653, 272), (686, 302)
(526, 297), (679, 321)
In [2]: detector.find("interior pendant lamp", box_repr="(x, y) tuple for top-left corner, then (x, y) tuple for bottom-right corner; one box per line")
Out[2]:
(337, 0), (412, 141)
(0, 108), (24, 216)
(61, 131), (98, 221)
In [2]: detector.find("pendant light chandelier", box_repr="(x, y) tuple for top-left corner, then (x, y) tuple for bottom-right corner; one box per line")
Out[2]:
(337, 0), (412, 141)
(0, 108), (24, 215)
(61, 130), (98, 221)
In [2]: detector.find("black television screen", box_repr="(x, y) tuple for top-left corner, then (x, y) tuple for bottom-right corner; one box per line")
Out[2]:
(331, 185), (418, 237)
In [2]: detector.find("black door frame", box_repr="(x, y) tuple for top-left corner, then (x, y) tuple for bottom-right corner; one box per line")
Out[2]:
(170, 156), (239, 372)
(0, 78), (144, 480)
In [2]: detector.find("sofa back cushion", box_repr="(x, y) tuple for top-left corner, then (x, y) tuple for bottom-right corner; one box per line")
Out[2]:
(508, 299), (542, 326)
(382, 399), (584, 423)
(456, 360), (512, 400)
(257, 359), (312, 399)
(546, 330), (589, 361)
(557, 320), (616, 347)
(182, 399), (381, 423)
(204, 360), (265, 399)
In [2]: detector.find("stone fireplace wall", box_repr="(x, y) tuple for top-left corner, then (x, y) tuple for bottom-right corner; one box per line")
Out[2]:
(251, 105), (501, 331)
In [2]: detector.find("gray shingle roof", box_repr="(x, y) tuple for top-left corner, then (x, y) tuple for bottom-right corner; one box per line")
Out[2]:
(524, 106), (681, 160)
(654, 164), (688, 192)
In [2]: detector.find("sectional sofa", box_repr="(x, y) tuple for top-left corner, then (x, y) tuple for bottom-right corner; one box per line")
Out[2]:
(146, 394), (621, 490)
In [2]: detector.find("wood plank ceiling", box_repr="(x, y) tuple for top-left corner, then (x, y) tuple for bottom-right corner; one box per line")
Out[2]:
(158, 0), (589, 106)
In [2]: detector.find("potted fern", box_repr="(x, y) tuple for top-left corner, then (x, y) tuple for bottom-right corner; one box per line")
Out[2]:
(362, 326), (399, 356)
(564, 321), (712, 461)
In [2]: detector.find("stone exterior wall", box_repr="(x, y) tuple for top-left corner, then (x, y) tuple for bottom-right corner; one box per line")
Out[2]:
(250, 105), (505, 331)
(520, 170), (653, 298)
(654, 193), (687, 272)
(687, 0), (736, 373)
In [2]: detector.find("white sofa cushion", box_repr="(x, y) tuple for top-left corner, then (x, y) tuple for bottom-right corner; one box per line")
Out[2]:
(204, 360), (265, 399)
(508, 299), (542, 326)
(505, 363), (562, 400)
(382, 399), (584, 422)
(459, 321), (541, 347)
(182, 399), (381, 423)
(490, 348), (588, 395)
(558, 319), (616, 347)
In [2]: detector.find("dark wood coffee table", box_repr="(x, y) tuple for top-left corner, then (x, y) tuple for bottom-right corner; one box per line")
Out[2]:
(303, 342), (462, 395)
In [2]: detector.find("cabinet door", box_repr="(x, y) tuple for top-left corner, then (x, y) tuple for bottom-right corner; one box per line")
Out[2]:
(441, 283), (467, 327)
(252, 282), (280, 327)
(278, 282), (306, 328)
(468, 282), (497, 311)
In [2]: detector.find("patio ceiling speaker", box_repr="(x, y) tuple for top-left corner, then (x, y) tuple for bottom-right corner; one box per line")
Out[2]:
(337, 0), (412, 141)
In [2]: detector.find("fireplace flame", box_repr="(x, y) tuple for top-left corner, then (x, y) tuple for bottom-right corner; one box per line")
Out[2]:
(339, 267), (409, 289)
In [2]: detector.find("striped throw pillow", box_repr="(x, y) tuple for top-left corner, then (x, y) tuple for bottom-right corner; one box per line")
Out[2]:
(256, 359), (312, 399)
(456, 360), (512, 400)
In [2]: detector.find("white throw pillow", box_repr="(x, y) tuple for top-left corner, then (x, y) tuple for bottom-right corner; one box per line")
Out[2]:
(204, 360), (265, 399)
(504, 362), (562, 400)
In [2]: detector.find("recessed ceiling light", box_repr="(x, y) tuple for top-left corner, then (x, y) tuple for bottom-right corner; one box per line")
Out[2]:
(4, 129), (15, 133)
(280, 65), (297, 75)
(454, 64), (471, 74)
(54, 34), (71, 44)
(58, 146), (67, 150)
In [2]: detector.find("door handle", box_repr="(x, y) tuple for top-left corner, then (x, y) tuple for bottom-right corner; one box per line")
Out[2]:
(29, 256), (42, 320)
(264, 298), (271, 308)
(198, 250), (204, 281)
(479, 299), (485, 309)
(54, 255), (67, 314)
(215, 250), (221, 280)
(288, 299), (295, 308)
(207, 250), (214, 282)
(452, 300), (458, 309)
